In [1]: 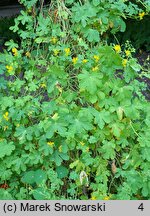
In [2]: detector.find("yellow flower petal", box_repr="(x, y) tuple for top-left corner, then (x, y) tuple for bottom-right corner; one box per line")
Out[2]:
(139, 12), (145, 20)
(12, 48), (18, 56)
(91, 196), (96, 200)
(25, 51), (31, 57)
(64, 48), (70, 56)
(104, 196), (110, 200)
(80, 141), (85, 146)
(86, 147), (89, 152)
(51, 113), (59, 120)
(3, 112), (9, 121)
(72, 57), (78, 64)
(122, 59), (128, 67)
(53, 49), (59, 56)
(6, 65), (13, 73)
(51, 37), (57, 44)
(93, 55), (100, 62)
(114, 44), (121, 53)
(82, 59), (88, 63)
(92, 66), (99, 72)
(125, 50), (131, 57)
(47, 141), (54, 147)
(40, 83), (47, 88)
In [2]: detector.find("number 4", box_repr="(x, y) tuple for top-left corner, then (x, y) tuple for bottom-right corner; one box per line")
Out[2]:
(138, 203), (144, 211)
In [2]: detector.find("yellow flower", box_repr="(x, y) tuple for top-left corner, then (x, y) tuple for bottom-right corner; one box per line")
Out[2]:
(47, 141), (54, 147)
(64, 48), (70, 56)
(82, 59), (88, 63)
(51, 37), (57, 44)
(104, 196), (110, 200)
(92, 66), (99, 72)
(80, 141), (85, 146)
(25, 51), (31, 58)
(27, 8), (32, 13)
(125, 50), (131, 57)
(53, 49), (59, 56)
(122, 59), (128, 67)
(93, 55), (100, 62)
(28, 111), (33, 117)
(40, 83), (47, 88)
(6, 65), (13, 73)
(104, 194), (112, 200)
(72, 57), (78, 64)
(114, 44), (121, 53)
(51, 113), (59, 120)
(86, 147), (89, 152)
(139, 12), (145, 20)
(91, 196), (96, 200)
(12, 47), (18, 56)
(56, 85), (63, 93)
(3, 126), (8, 131)
(3, 112), (9, 121)
(59, 145), (62, 152)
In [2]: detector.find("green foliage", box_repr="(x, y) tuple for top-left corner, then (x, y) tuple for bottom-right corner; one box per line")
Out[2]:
(21, 169), (47, 184)
(0, 140), (15, 158)
(0, 0), (150, 200)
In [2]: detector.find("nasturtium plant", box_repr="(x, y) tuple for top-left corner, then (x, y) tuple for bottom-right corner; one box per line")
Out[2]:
(0, 0), (150, 200)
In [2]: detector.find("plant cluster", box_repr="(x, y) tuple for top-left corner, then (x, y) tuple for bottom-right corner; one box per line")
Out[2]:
(0, 0), (150, 200)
